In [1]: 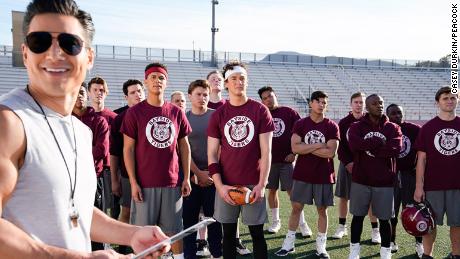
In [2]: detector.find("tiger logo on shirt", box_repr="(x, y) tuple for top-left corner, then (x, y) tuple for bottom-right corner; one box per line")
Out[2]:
(364, 131), (386, 157)
(224, 116), (255, 148)
(304, 130), (325, 144)
(434, 128), (460, 156)
(146, 116), (176, 148)
(398, 135), (411, 158)
(273, 118), (286, 138)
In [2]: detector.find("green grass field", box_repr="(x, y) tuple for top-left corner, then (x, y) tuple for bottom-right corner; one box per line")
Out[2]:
(236, 158), (452, 258)
(236, 190), (451, 258)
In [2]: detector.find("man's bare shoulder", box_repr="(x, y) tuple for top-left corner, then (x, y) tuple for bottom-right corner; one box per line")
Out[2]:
(0, 105), (26, 163)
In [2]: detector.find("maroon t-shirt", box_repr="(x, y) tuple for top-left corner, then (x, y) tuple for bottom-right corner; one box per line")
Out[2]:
(207, 99), (274, 186)
(110, 109), (129, 178)
(207, 99), (226, 110)
(271, 106), (301, 164)
(337, 112), (361, 165)
(292, 117), (340, 184)
(348, 114), (402, 187)
(73, 107), (109, 177)
(121, 101), (192, 188)
(96, 107), (117, 168)
(397, 122), (421, 172)
(414, 116), (460, 191)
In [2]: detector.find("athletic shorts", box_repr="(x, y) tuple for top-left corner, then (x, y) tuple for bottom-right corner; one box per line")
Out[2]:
(426, 189), (460, 226)
(102, 168), (114, 210)
(130, 187), (183, 233)
(290, 180), (334, 207)
(394, 170), (416, 216)
(334, 163), (352, 199)
(350, 182), (394, 220)
(213, 186), (267, 226)
(120, 176), (131, 208)
(266, 163), (294, 191)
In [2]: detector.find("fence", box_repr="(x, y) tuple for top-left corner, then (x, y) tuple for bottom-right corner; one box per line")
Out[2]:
(0, 44), (449, 71)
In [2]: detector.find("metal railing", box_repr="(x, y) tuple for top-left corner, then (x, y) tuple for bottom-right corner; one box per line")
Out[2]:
(0, 44), (450, 71)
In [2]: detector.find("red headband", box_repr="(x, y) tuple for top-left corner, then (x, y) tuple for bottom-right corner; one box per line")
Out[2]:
(145, 66), (168, 79)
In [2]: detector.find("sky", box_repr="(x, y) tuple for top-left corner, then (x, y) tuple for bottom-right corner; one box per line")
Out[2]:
(0, 0), (454, 61)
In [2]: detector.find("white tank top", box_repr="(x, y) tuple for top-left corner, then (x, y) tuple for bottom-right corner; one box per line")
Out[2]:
(0, 88), (97, 252)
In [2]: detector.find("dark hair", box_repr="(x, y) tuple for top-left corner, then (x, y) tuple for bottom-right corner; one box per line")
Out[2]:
(145, 62), (168, 73)
(88, 76), (108, 94)
(435, 86), (455, 101)
(222, 60), (248, 82)
(188, 79), (210, 94)
(365, 93), (381, 104)
(122, 79), (143, 96)
(80, 81), (87, 89)
(258, 86), (274, 99)
(23, 0), (95, 44)
(310, 91), (328, 102)
(386, 103), (401, 114)
(206, 70), (222, 80)
(350, 92), (365, 102)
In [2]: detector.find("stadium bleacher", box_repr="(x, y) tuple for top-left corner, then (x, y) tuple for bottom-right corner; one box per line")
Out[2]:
(0, 46), (450, 120)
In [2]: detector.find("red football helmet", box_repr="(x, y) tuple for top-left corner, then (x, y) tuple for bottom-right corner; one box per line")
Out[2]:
(401, 201), (436, 237)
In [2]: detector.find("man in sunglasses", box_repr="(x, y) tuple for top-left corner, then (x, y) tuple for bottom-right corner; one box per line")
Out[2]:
(0, 0), (170, 258)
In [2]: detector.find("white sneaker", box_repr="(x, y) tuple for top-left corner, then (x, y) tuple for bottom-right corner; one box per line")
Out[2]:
(299, 223), (312, 237)
(371, 228), (381, 244)
(161, 251), (174, 259)
(236, 239), (251, 255)
(348, 243), (361, 259)
(390, 242), (398, 253)
(274, 237), (295, 256)
(415, 242), (424, 258)
(316, 235), (330, 258)
(332, 224), (347, 239)
(380, 247), (392, 259)
(268, 219), (281, 233)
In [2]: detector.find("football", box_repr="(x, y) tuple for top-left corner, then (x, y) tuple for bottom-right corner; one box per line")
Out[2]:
(228, 186), (255, 205)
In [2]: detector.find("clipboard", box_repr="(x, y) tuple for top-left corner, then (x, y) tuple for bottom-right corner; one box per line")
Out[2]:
(132, 217), (217, 259)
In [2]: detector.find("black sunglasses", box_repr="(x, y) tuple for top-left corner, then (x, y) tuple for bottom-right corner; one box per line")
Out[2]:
(25, 31), (85, 56)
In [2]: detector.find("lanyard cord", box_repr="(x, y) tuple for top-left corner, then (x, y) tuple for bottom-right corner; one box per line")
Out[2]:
(26, 86), (77, 201)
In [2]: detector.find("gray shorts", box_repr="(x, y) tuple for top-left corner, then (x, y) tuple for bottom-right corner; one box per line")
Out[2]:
(349, 182), (394, 220)
(266, 163), (294, 191)
(120, 177), (131, 208)
(426, 189), (460, 226)
(213, 187), (267, 226)
(290, 180), (334, 207)
(334, 163), (352, 199)
(130, 187), (183, 233)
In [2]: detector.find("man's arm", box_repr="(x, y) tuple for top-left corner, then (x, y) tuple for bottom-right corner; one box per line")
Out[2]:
(291, 133), (325, 155)
(208, 136), (235, 205)
(109, 155), (121, 197)
(348, 124), (384, 152)
(414, 151), (426, 202)
(0, 107), (88, 259)
(311, 139), (339, 159)
(178, 137), (191, 197)
(190, 158), (212, 187)
(123, 134), (142, 202)
(92, 118), (109, 161)
(251, 132), (272, 202)
(371, 126), (403, 158)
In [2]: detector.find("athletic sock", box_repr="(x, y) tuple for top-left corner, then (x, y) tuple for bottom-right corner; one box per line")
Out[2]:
(371, 221), (378, 229)
(272, 208), (280, 221)
(299, 210), (306, 225)
(339, 217), (346, 225)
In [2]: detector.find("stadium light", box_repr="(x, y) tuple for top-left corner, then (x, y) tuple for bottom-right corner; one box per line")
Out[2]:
(211, 0), (219, 67)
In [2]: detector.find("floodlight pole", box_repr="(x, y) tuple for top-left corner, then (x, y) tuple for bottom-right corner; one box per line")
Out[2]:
(211, 0), (219, 67)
